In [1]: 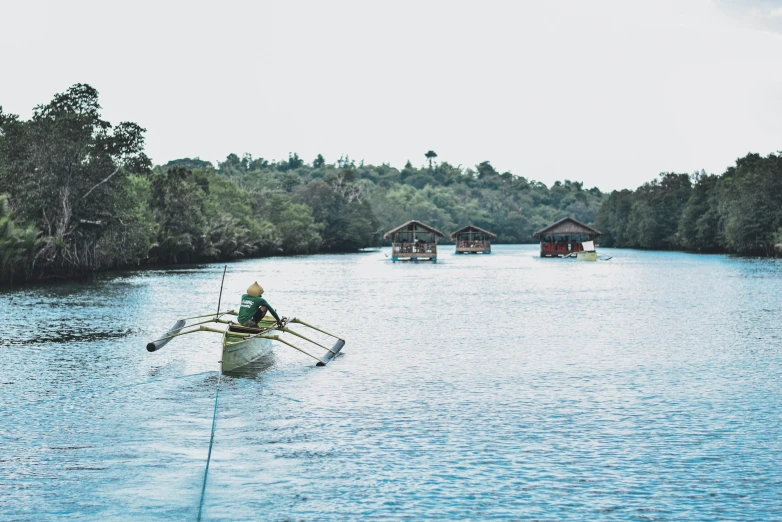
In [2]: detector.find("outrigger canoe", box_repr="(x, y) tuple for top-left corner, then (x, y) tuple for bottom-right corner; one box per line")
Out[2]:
(146, 311), (345, 371)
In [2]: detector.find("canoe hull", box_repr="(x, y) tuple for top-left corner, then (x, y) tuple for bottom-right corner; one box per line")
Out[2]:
(577, 251), (598, 262)
(222, 331), (274, 372)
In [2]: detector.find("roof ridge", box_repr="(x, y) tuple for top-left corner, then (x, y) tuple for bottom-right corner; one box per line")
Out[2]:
(449, 224), (497, 239)
(383, 220), (446, 238)
(532, 216), (601, 237)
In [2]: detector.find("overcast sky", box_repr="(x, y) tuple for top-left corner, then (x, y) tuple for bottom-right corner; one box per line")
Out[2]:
(2, 0), (781, 190)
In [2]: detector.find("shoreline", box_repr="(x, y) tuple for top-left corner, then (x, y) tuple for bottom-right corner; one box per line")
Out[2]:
(3, 244), (779, 290)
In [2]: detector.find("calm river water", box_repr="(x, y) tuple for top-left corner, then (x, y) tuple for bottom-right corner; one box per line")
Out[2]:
(1, 245), (781, 520)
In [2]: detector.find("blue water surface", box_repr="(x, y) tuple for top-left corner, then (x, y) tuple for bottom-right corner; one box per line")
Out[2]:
(1, 245), (780, 520)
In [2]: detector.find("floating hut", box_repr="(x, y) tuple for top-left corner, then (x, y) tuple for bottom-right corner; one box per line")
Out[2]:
(450, 225), (496, 254)
(384, 220), (445, 261)
(532, 217), (601, 258)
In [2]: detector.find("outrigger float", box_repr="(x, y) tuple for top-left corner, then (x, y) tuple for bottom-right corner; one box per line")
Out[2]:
(146, 311), (345, 371)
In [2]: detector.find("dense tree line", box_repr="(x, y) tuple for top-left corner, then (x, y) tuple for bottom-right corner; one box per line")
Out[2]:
(4, 84), (778, 287)
(216, 152), (606, 247)
(0, 84), (607, 284)
(595, 153), (782, 256)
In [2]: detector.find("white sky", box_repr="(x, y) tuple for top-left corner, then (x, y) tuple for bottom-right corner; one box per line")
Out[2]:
(1, 0), (781, 190)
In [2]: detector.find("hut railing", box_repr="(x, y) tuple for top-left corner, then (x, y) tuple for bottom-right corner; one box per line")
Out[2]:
(456, 240), (491, 250)
(540, 241), (585, 254)
(392, 243), (437, 254)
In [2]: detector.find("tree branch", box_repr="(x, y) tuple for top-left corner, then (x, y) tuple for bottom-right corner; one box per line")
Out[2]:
(82, 166), (120, 199)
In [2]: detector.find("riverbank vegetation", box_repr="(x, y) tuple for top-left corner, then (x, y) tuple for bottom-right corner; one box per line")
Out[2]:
(1, 84), (605, 284)
(4, 84), (778, 285)
(595, 153), (782, 256)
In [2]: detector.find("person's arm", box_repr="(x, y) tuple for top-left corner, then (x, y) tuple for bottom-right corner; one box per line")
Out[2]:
(260, 298), (281, 322)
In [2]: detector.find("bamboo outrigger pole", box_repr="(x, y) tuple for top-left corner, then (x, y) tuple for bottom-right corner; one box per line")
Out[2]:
(287, 318), (346, 364)
(146, 297), (346, 365)
(147, 325), (227, 351)
(288, 318), (342, 339)
(279, 327), (335, 353)
(179, 310), (237, 321)
(177, 316), (233, 329)
(256, 335), (326, 364)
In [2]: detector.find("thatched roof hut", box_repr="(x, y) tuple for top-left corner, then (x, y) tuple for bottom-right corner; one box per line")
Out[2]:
(383, 220), (445, 240)
(533, 217), (601, 258)
(450, 225), (496, 254)
(384, 220), (444, 261)
(533, 217), (601, 238)
(449, 225), (497, 240)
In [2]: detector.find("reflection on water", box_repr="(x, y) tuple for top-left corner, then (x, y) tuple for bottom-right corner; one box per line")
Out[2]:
(222, 355), (276, 379)
(4, 326), (132, 346)
(1, 246), (781, 520)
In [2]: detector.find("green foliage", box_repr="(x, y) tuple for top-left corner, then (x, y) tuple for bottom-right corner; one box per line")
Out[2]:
(6, 84), (779, 286)
(0, 84), (612, 284)
(275, 204), (322, 254)
(200, 171), (276, 258)
(256, 192), (322, 254)
(163, 157), (213, 171)
(292, 180), (377, 251)
(773, 228), (782, 256)
(678, 173), (721, 251)
(217, 152), (605, 247)
(595, 190), (633, 247)
(0, 84), (151, 276)
(425, 150), (438, 170)
(278, 153), (304, 172)
(596, 153), (782, 255)
(0, 195), (42, 284)
(95, 174), (157, 267)
(719, 153), (782, 255)
(149, 166), (208, 263)
(623, 173), (691, 249)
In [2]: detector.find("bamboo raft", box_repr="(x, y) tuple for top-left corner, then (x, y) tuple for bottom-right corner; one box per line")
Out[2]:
(146, 311), (345, 371)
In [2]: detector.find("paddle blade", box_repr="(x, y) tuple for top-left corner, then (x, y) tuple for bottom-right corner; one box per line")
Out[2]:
(316, 339), (345, 366)
(147, 320), (186, 352)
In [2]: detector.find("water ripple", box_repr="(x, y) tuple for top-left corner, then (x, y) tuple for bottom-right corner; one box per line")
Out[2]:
(0, 246), (780, 520)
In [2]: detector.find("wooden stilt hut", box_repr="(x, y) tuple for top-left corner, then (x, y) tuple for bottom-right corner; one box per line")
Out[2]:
(450, 225), (496, 254)
(533, 217), (601, 258)
(384, 220), (445, 261)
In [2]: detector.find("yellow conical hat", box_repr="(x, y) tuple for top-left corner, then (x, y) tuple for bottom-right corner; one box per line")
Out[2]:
(247, 281), (263, 297)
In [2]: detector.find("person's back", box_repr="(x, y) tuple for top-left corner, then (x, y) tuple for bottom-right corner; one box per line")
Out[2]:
(237, 281), (281, 327)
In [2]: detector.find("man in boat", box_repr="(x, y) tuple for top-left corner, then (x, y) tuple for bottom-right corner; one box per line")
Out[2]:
(237, 282), (282, 328)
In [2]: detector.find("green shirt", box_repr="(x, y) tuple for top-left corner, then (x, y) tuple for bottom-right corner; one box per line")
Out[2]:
(237, 294), (280, 323)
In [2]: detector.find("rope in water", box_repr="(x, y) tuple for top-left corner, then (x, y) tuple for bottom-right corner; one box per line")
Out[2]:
(197, 360), (222, 521)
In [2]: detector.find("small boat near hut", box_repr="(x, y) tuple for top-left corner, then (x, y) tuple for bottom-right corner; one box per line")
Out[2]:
(385, 220), (445, 261)
(450, 225), (496, 254)
(576, 240), (598, 262)
(147, 312), (345, 371)
(533, 217), (601, 259)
